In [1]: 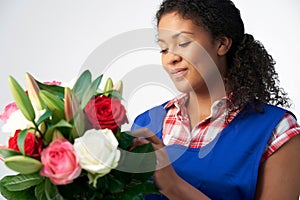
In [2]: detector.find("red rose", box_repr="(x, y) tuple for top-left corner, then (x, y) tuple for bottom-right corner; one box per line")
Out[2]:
(84, 96), (128, 133)
(8, 130), (43, 159)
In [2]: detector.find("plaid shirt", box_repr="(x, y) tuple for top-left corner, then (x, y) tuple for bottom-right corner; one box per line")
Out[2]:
(162, 94), (300, 162)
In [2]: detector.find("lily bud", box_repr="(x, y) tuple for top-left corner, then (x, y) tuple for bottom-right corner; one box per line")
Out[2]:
(39, 90), (64, 111)
(8, 76), (35, 122)
(4, 155), (42, 174)
(103, 77), (113, 96)
(113, 80), (123, 96)
(64, 87), (79, 122)
(52, 130), (64, 141)
(25, 73), (43, 110)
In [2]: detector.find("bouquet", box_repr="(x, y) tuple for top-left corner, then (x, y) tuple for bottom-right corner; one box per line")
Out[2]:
(0, 70), (158, 199)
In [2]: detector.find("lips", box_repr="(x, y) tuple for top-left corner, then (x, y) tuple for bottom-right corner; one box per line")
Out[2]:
(169, 67), (188, 78)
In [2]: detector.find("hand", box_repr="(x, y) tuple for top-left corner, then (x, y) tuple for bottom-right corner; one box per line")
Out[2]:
(133, 128), (210, 200)
(132, 128), (182, 194)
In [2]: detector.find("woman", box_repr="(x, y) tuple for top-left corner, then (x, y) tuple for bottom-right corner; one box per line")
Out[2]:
(131, 0), (300, 199)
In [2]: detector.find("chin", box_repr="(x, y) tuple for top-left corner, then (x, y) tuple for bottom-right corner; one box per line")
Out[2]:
(173, 81), (193, 93)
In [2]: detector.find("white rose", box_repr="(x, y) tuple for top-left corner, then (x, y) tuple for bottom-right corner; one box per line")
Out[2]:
(73, 129), (121, 186)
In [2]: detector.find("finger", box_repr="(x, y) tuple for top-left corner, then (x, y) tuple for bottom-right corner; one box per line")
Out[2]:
(132, 128), (171, 169)
(134, 137), (150, 145)
(128, 138), (149, 151)
(132, 128), (163, 146)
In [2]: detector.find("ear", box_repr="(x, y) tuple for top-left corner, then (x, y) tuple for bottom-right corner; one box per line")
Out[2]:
(216, 36), (232, 56)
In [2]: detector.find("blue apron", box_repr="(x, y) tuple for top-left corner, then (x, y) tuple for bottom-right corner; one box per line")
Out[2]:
(131, 103), (287, 200)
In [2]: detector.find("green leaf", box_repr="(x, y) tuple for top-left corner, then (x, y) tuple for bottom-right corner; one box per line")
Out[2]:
(139, 181), (159, 194)
(35, 181), (47, 200)
(72, 70), (92, 102)
(94, 175), (107, 190)
(116, 131), (134, 149)
(100, 90), (123, 100)
(0, 179), (36, 200)
(70, 110), (86, 139)
(39, 90), (64, 112)
(57, 175), (93, 199)
(111, 170), (132, 185)
(36, 81), (65, 99)
(80, 74), (103, 109)
(17, 129), (29, 155)
(120, 191), (144, 200)
(110, 90), (123, 100)
(8, 76), (35, 122)
(5, 155), (42, 174)
(44, 179), (64, 200)
(50, 110), (65, 125)
(44, 120), (73, 144)
(131, 142), (154, 153)
(117, 143), (156, 179)
(1, 173), (44, 192)
(36, 110), (52, 126)
(106, 174), (123, 193)
(121, 182), (159, 199)
(0, 149), (22, 158)
(132, 143), (156, 181)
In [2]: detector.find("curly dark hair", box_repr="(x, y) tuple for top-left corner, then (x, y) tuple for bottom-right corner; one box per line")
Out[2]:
(156, 0), (290, 113)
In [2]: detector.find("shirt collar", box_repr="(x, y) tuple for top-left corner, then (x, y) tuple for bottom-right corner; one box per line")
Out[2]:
(164, 93), (188, 109)
(164, 93), (233, 119)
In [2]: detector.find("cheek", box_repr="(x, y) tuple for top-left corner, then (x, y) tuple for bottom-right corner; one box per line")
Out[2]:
(161, 54), (168, 68)
(182, 44), (211, 67)
(185, 45), (219, 78)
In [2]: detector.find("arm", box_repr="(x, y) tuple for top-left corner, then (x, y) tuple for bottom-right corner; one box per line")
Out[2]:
(255, 135), (300, 199)
(133, 128), (210, 200)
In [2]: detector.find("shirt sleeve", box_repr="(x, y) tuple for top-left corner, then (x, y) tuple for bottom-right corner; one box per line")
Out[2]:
(261, 112), (300, 162)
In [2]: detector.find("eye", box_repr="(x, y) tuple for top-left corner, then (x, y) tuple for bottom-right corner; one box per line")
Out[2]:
(160, 48), (169, 54)
(178, 41), (191, 48)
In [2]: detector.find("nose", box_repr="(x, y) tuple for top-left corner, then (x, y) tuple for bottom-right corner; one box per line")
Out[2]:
(164, 51), (182, 66)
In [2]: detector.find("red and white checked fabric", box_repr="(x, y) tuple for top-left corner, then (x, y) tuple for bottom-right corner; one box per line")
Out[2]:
(162, 94), (300, 162)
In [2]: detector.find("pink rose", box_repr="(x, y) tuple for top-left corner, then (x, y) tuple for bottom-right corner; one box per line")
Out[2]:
(0, 102), (18, 123)
(40, 138), (81, 185)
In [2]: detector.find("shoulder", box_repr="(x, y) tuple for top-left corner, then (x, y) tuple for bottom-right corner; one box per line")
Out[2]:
(264, 104), (294, 116)
(239, 103), (291, 123)
(262, 110), (300, 161)
(262, 104), (298, 127)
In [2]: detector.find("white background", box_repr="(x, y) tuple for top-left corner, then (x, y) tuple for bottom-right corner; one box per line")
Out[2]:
(0, 1), (299, 199)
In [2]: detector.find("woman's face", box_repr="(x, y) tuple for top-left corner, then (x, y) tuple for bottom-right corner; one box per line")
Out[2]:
(157, 12), (226, 94)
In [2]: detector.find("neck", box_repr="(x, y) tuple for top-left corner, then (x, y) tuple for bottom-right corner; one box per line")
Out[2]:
(187, 92), (211, 121)
(187, 88), (225, 127)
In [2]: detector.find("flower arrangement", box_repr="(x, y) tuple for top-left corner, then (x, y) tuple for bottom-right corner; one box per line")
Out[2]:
(0, 70), (157, 199)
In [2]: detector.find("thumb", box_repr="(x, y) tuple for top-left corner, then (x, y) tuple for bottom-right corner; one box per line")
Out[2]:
(132, 128), (170, 169)
(132, 128), (164, 148)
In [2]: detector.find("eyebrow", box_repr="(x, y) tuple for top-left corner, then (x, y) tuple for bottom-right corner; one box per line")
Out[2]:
(157, 31), (194, 43)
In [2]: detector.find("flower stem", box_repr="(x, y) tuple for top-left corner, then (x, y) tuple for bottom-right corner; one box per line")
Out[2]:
(33, 121), (43, 138)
